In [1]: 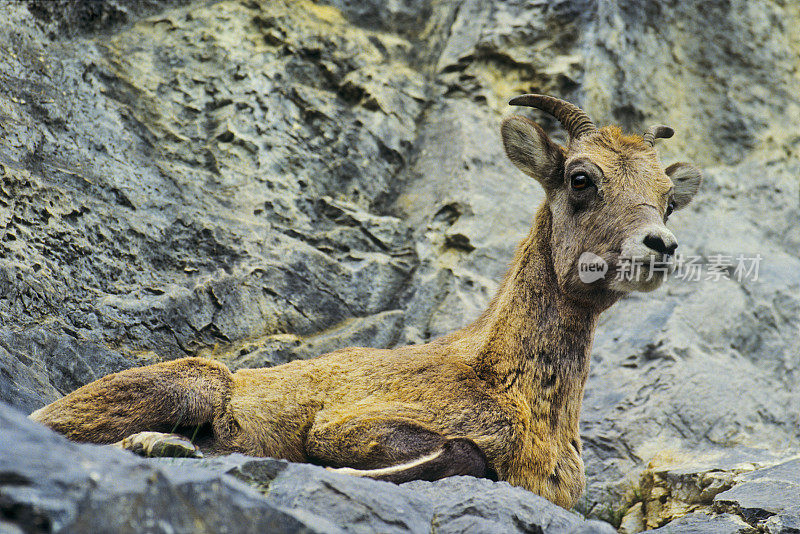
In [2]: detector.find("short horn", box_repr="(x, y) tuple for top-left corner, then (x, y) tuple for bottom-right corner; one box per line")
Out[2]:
(643, 124), (674, 147)
(508, 94), (596, 139)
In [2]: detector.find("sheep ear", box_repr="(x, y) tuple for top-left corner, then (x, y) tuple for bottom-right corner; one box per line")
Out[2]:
(501, 116), (564, 188)
(666, 162), (702, 209)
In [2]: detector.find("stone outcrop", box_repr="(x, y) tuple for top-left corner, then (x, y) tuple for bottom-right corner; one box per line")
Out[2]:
(0, 402), (616, 533)
(617, 449), (800, 533)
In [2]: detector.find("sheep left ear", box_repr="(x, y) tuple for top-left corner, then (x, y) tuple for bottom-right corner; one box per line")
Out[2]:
(666, 162), (702, 209)
(501, 115), (565, 189)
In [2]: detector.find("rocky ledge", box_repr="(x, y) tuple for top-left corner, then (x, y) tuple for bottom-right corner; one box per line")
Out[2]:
(621, 449), (800, 534)
(0, 402), (615, 533)
(6, 395), (797, 533)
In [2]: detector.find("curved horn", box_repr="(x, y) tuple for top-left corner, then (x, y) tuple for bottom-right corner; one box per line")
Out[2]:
(508, 94), (596, 139)
(643, 124), (674, 147)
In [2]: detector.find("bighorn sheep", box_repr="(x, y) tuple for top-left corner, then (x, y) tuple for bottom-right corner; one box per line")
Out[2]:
(30, 95), (702, 509)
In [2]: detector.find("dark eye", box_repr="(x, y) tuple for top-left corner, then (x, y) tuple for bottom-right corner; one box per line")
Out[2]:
(664, 200), (675, 221)
(570, 173), (593, 191)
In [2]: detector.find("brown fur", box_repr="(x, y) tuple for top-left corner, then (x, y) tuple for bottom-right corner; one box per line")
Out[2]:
(30, 99), (702, 509)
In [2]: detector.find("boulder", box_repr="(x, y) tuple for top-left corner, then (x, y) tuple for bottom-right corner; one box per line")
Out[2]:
(621, 450), (800, 533)
(0, 401), (615, 533)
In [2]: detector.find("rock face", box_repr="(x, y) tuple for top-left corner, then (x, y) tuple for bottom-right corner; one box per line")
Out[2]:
(0, 402), (616, 533)
(0, 0), (798, 530)
(616, 449), (800, 533)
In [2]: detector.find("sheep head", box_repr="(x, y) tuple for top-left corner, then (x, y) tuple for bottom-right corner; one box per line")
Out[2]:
(501, 94), (702, 298)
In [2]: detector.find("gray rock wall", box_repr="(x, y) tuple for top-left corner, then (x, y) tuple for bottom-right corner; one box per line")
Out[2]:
(0, 0), (798, 530)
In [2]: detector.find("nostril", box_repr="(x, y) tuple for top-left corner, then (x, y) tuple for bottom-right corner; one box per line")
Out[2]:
(643, 234), (677, 255)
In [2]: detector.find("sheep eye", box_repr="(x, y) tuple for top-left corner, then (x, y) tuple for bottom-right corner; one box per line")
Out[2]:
(664, 200), (675, 221)
(570, 173), (593, 191)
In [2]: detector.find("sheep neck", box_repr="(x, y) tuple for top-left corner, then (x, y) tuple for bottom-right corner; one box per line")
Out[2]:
(471, 204), (613, 411)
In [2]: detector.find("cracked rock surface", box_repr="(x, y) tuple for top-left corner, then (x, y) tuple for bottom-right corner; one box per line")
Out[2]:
(616, 449), (800, 533)
(0, 402), (615, 533)
(0, 0), (798, 531)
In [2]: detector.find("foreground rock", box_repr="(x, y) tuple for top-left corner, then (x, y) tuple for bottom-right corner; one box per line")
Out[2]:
(0, 402), (615, 533)
(614, 449), (800, 533)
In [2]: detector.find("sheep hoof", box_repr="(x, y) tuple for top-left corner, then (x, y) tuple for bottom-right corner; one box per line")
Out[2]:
(115, 431), (203, 458)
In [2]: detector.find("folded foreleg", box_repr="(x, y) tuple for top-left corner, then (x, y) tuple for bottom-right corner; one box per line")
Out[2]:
(306, 409), (497, 484)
